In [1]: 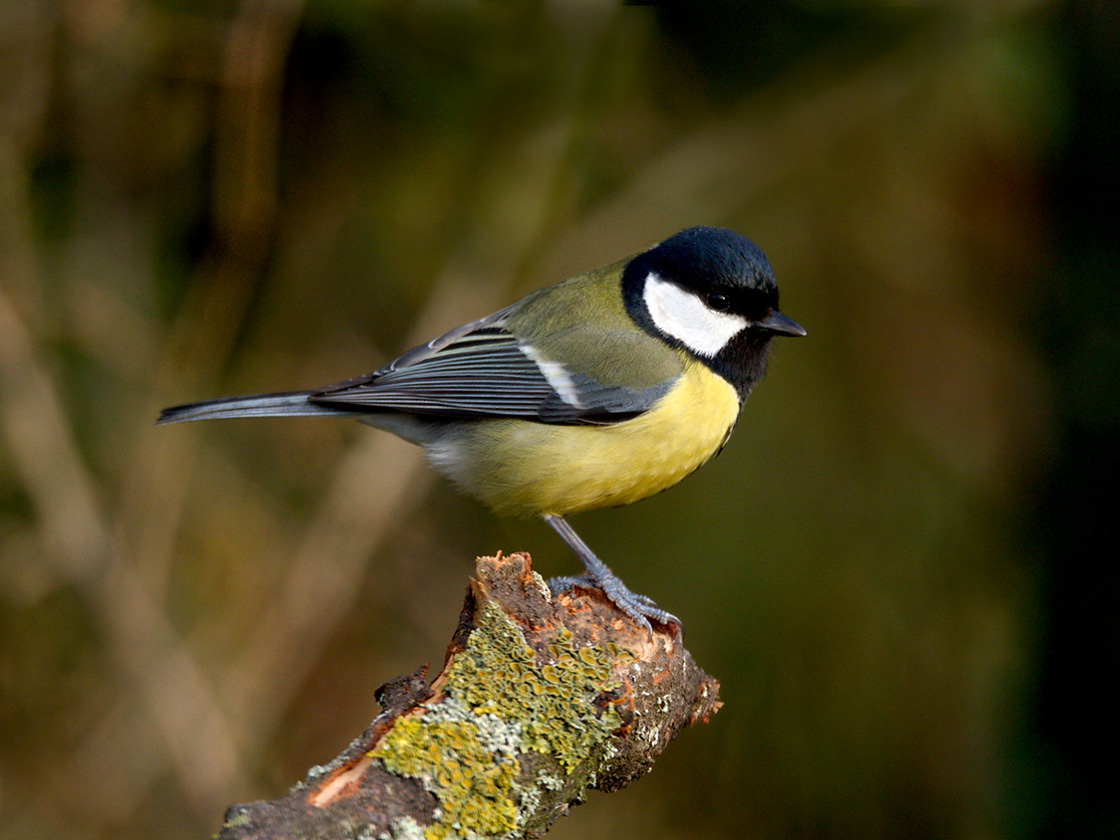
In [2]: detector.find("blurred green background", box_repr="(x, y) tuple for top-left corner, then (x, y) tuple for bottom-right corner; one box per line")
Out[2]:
(1, 1), (1116, 838)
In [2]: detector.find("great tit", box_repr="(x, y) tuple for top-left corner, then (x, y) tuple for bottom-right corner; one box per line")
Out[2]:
(159, 226), (804, 635)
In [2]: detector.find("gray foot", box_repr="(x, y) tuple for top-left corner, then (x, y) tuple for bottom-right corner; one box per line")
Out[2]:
(543, 516), (682, 637)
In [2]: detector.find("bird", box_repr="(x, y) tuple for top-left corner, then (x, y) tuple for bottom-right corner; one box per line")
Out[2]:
(158, 226), (804, 636)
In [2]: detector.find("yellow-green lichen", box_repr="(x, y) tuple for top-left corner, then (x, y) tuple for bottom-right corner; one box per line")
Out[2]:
(369, 600), (634, 839)
(442, 601), (631, 774)
(371, 716), (519, 840)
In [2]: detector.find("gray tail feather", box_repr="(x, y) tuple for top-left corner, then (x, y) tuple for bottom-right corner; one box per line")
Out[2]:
(157, 391), (359, 425)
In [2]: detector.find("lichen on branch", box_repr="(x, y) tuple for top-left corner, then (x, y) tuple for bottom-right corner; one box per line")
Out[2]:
(216, 552), (721, 840)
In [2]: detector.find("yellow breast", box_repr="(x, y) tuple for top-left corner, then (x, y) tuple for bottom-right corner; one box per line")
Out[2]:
(429, 364), (741, 518)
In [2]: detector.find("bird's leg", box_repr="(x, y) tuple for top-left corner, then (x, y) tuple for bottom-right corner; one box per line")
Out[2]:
(542, 514), (680, 637)
(545, 574), (663, 610)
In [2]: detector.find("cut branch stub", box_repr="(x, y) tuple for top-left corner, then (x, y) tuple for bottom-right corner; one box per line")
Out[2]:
(217, 552), (721, 840)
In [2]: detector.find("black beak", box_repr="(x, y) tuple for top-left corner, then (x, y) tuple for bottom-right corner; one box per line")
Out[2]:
(757, 310), (806, 337)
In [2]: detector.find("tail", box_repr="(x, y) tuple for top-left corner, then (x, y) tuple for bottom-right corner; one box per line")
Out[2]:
(157, 391), (360, 425)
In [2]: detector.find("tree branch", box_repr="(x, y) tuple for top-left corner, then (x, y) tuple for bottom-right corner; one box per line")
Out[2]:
(216, 552), (722, 839)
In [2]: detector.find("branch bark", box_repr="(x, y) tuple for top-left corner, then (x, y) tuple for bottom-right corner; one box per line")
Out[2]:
(216, 552), (722, 839)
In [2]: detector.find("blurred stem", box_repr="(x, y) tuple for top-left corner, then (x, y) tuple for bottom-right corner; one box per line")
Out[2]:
(129, 0), (307, 602)
(0, 0), (250, 819)
(0, 288), (248, 818)
(35, 0), (306, 821)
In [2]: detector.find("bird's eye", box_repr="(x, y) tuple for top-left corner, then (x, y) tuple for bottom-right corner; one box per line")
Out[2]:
(706, 291), (731, 311)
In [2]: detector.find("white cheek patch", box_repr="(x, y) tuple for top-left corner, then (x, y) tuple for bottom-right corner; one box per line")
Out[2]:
(520, 343), (583, 408)
(642, 272), (748, 358)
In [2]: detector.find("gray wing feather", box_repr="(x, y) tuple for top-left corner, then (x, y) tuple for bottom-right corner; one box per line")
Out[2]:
(157, 391), (357, 424)
(311, 310), (671, 425)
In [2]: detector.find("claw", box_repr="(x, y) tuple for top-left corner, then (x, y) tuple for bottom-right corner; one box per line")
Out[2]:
(543, 515), (683, 639)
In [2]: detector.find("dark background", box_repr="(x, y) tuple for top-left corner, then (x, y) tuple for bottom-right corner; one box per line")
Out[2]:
(1, 2), (1116, 838)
